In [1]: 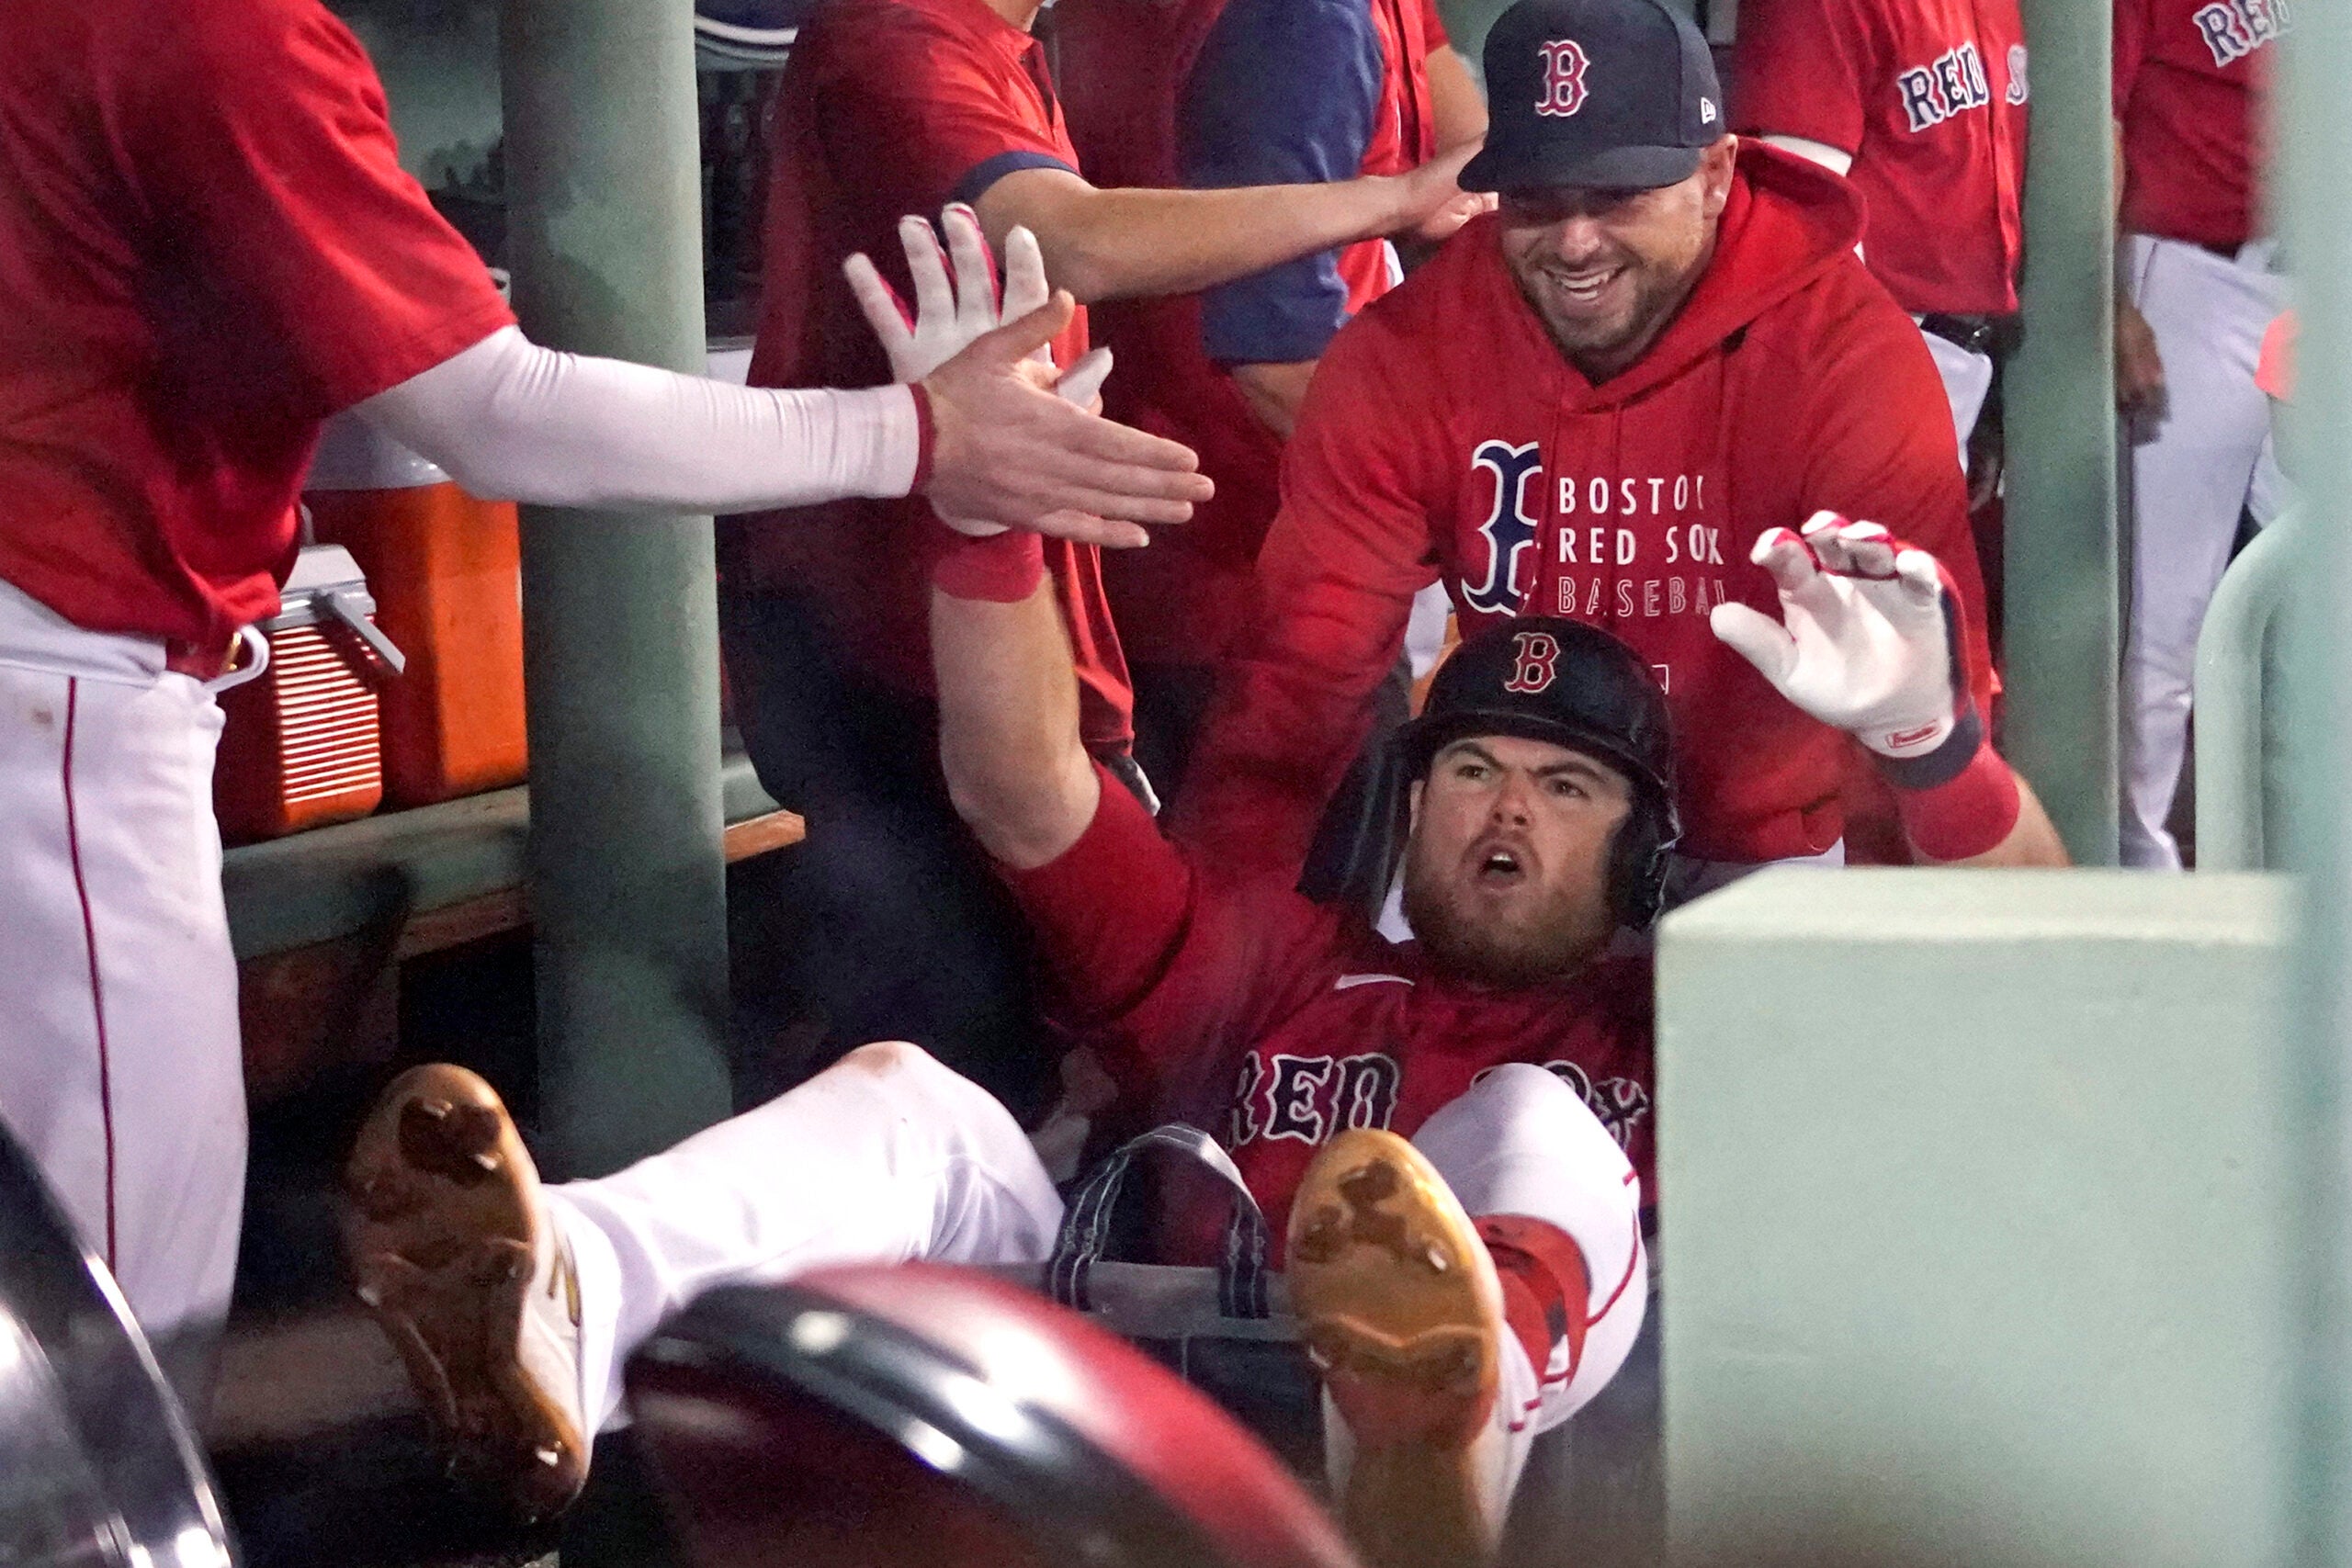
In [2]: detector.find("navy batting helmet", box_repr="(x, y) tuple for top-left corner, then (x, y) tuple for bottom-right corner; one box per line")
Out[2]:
(1310, 619), (1681, 931)
(1397, 618), (1679, 928)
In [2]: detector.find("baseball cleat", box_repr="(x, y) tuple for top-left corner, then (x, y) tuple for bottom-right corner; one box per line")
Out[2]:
(1287, 1129), (1510, 1568)
(343, 1064), (588, 1523)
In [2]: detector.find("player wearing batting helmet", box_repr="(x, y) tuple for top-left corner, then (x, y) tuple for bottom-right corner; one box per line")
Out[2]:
(1174, 0), (2068, 903)
(0, 0), (1204, 1392)
(345, 221), (2058, 1567)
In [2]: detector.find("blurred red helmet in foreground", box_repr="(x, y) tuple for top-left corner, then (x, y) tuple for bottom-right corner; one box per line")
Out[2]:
(625, 1263), (1363, 1568)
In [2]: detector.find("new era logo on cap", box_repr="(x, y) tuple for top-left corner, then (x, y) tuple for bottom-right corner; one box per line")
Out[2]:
(1535, 39), (1590, 118)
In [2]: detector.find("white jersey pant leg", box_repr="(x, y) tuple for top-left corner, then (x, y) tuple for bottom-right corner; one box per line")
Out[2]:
(1411, 1064), (1647, 1509)
(546, 1040), (1065, 1429)
(2119, 234), (2286, 868)
(0, 581), (244, 1367)
(1918, 328), (1996, 458)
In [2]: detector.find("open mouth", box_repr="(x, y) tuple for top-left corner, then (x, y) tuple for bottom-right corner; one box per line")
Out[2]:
(1474, 843), (1531, 886)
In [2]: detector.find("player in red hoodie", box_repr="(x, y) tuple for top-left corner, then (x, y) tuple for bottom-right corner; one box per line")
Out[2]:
(1178, 0), (2064, 889)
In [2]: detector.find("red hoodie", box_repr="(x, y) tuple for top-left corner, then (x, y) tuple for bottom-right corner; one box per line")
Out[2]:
(1176, 143), (1988, 874)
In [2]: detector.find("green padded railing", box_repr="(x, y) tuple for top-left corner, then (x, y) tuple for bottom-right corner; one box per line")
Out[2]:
(2191, 508), (2303, 873)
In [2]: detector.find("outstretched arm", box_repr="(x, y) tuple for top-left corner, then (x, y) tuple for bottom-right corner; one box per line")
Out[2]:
(359, 231), (1204, 545)
(933, 562), (1102, 870)
(1710, 513), (2069, 867)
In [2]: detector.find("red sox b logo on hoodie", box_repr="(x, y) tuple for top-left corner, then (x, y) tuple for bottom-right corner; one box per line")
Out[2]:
(1536, 39), (1590, 117)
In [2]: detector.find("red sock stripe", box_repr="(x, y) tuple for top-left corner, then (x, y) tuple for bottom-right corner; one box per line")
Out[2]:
(60, 680), (118, 1269)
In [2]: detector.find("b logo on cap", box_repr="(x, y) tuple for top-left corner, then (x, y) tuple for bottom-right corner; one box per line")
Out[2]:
(1504, 630), (1562, 694)
(1535, 39), (1590, 118)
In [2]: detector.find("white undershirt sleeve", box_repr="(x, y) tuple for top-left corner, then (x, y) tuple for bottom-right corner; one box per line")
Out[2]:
(1761, 133), (1855, 178)
(354, 325), (922, 513)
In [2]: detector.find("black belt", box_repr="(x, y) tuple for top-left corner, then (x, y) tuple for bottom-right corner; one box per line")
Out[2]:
(1917, 312), (2003, 357)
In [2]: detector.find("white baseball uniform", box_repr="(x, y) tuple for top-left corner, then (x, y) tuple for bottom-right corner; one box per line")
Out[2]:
(2113, 0), (2290, 867)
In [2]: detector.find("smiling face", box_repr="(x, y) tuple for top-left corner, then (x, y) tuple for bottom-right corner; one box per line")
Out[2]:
(1498, 137), (1737, 382)
(1399, 733), (1634, 988)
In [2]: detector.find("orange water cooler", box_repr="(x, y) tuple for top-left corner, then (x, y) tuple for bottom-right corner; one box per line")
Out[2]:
(214, 543), (403, 842)
(303, 413), (529, 808)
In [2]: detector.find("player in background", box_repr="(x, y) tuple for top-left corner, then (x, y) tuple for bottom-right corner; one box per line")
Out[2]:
(0, 0), (1207, 1393)
(345, 224), (2056, 1558)
(1177, 0), (2064, 898)
(2112, 0), (2290, 868)
(1054, 0), (1492, 800)
(724, 0), (1479, 1122)
(1731, 0), (2030, 455)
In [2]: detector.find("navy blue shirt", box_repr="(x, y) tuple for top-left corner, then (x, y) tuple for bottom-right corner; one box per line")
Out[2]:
(1176, 0), (1384, 364)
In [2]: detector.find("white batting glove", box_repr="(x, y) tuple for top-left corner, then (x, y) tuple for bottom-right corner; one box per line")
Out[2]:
(1708, 512), (1962, 760)
(843, 204), (1114, 536)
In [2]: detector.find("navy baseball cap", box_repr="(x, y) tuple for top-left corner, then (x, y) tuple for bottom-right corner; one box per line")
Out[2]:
(1461, 0), (1725, 194)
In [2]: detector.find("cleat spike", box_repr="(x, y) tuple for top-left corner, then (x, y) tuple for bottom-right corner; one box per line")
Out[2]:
(536, 1446), (563, 1467)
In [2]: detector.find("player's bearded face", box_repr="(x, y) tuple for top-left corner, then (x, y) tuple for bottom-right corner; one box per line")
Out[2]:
(1498, 138), (1738, 381)
(1401, 736), (1633, 988)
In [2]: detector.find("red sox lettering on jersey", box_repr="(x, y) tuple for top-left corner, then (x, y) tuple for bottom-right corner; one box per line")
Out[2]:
(1227, 1039), (1652, 1158)
(2192, 0), (2292, 66)
(1896, 42), (1992, 133)
(1535, 39), (1589, 118)
(1463, 439), (1732, 642)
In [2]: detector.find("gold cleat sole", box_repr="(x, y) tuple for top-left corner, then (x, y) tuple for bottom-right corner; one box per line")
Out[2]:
(341, 1064), (585, 1523)
(1287, 1129), (1505, 1568)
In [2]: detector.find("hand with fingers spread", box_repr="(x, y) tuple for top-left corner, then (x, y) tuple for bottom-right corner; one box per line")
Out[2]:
(1707, 511), (1963, 760)
(845, 205), (1141, 544)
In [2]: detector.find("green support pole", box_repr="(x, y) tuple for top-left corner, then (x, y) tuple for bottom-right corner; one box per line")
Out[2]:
(501, 0), (732, 1179)
(2001, 0), (2119, 864)
(2276, 6), (2352, 1562)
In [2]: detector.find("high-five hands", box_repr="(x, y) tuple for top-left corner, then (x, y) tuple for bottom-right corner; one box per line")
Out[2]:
(846, 205), (1173, 546)
(1707, 512), (1963, 759)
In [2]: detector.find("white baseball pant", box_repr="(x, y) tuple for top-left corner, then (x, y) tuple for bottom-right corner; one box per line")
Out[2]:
(0, 577), (246, 1377)
(547, 1042), (1645, 1502)
(2120, 233), (2290, 868)
(1919, 327), (1996, 459)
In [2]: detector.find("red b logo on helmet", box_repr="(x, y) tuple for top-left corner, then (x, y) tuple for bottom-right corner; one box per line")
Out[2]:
(1504, 630), (1562, 694)
(1535, 39), (1590, 118)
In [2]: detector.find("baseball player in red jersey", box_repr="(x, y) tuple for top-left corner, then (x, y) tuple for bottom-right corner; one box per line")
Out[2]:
(1053, 0), (1491, 797)
(0, 0), (1207, 1389)
(345, 213), (2048, 1561)
(1176, 0), (2068, 895)
(2112, 0), (2290, 867)
(723, 0), (1476, 1121)
(1732, 0), (2030, 451)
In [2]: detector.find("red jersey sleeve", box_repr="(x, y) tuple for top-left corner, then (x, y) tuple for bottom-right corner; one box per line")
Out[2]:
(1173, 313), (1444, 883)
(1421, 0), (1453, 53)
(124, 0), (514, 420)
(816, 12), (1079, 220)
(1797, 286), (1996, 712)
(1731, 0), (1880, 156)
(1002, 770), (1338, 1118)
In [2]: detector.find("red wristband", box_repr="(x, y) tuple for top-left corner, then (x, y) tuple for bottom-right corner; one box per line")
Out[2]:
(908, 382), (936, 492)
(1888, 739), (2022, 861)
(932, 518), (1046, 602)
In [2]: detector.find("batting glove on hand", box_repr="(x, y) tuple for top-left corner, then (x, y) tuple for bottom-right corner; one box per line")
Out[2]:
(1708, 512), (1963, 760)
(844, 205), (1114, 536)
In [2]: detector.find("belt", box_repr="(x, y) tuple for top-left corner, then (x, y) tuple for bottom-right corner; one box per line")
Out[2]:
(164, 632), (244, 682)
(1916, 312), (2004, 358)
